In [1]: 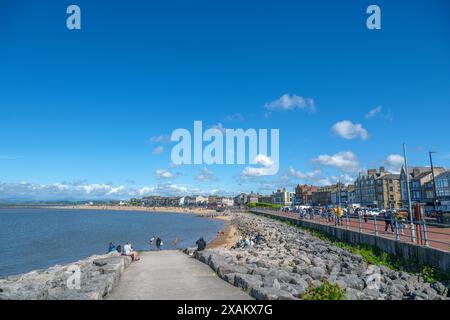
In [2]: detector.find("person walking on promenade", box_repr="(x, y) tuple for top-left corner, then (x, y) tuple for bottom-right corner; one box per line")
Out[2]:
(318, 207), (323, 221)
(383, 210), (394, 233)
(327, 208), (332, 223)
(336, 206), (343, 226)
(309, 208), (314, 220)
(363, 208), (369, 223)
(301, 208), (306, 219)
(156, 237), (163, 250)
(394, 210), (406, 235)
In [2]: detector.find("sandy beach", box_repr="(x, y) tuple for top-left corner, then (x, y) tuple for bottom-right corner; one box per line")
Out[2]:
(206, 214), (240, 250)
(49, 204), (217, 216)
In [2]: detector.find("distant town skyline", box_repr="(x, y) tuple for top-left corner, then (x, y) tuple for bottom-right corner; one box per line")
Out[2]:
(1, 0), (450, 200)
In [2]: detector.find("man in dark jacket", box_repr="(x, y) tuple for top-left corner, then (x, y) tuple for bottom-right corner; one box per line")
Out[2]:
(384, 210), (394, 233)
(196, 237), (207, 251)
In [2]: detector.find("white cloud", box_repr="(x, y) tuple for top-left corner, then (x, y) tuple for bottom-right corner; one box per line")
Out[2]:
(196, 167), (216, 182)
(155, 169), (173, 179)
(313, 151), (361, 173)
(365, 106), (382, 119)
(287, 167), (321, 180)
(149, 135), (169, 143)
(365, 106), (394, 122)
(383, 154), (404, 173)
(152, 146), (164, 155)
(330, 174), (355, 184)
(0, 180), (236, 201)
(241, 154), (278, 177)
(331, 120), (369, 140)
(0, 181), (136, 200)
(264, 94), (315, 112)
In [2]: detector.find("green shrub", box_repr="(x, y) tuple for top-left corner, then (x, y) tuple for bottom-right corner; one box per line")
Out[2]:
(422, 266), (439, 283)
(301, 280), (346, 300)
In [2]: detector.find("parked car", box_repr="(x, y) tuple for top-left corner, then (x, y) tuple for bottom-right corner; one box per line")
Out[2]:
(367, 208), (381, 216)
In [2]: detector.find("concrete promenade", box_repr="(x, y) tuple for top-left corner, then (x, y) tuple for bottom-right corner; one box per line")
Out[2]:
(107, 250), (253, 300)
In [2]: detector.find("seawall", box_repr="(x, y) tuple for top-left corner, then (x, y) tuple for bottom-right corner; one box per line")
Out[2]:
(251, 210), (450, 275)
(0, 253), (131, 300)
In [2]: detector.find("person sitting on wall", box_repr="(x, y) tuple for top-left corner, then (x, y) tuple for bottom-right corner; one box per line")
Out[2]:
(107, 242), (116, 253)
(196, 237), (207, 251)
(123, 241), (140, 261)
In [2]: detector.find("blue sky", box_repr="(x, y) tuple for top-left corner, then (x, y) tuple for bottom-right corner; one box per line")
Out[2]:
(1, 0), (450, 200)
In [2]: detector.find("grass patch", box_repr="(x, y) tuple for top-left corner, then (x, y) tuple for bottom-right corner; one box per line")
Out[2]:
(247, 202), (281, 210)
(301, 280), (347, 300)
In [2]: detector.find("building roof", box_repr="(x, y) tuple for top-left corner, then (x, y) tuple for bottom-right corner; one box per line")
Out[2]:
(412, 171), (433, 180)
(436, 171), (450, 180)
(383, 174), (400, 179)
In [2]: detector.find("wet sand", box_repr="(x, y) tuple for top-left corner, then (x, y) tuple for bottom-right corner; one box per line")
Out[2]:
(206, 215), (239, 249)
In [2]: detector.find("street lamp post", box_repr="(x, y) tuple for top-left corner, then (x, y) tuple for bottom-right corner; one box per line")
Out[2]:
(403, 143), (415, 243)
(338, 181), (342, 208)
(358, 172), (362, 206)
(429, 151), (438, 213)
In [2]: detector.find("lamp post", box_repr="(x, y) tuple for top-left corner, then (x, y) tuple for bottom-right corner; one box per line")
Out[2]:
(358, 172), (362, 206)
(429, 151), (438, 212)
(403, 143), (415, 243)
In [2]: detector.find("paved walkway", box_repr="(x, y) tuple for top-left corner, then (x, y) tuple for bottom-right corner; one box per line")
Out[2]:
(107, 250), (253, 300)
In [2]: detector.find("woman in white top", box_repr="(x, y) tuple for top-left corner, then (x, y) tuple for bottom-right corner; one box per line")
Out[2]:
(123, 242), (140, 261)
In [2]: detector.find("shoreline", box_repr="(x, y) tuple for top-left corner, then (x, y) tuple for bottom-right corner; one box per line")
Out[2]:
(46, 204), (218, 216)
(206, 215), (240, 250)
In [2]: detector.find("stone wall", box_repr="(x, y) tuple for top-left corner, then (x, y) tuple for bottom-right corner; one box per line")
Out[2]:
(192, 212), (449, 300)
(252, 210), (450, 275)
(0, 253), (132, 300)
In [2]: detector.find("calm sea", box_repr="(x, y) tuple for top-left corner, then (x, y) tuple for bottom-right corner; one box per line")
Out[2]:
(0, 208), (224, 277)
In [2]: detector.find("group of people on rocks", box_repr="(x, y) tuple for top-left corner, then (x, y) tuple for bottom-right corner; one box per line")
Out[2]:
(237, 233), (262, 248)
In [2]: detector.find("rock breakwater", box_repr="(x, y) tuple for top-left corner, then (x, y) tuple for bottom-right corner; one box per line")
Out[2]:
(193, 213), (449, 300)
(0, 253), (131, 300)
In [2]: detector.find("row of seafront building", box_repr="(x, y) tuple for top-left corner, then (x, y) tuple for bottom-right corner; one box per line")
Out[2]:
(110, 165), (450, 215)
(248, 166), (450, 215)
(115, 195), (235, 209)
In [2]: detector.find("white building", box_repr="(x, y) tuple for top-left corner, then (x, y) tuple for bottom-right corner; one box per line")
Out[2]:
(271, 188), (294, 206)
